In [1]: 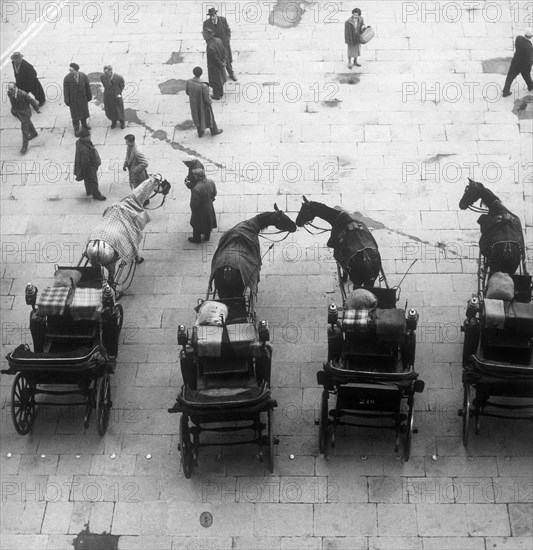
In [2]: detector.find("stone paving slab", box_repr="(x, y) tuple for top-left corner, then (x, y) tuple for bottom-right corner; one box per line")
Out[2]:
(1, 0), (533, 548)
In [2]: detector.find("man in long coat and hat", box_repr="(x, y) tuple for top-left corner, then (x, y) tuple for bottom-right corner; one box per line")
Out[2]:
(502, 28), (533, 96)
(188, 168), (217, 243)
(74, 128), (106, 201)
(203, 7), (237, 81)
(202, 28), (228, 100)
(100, 65), (126, 128)
(11, 52), (46, 106)
(186, 66), (223, 137)
(7, 82), (40, 154)
(63, 62), (92, 136)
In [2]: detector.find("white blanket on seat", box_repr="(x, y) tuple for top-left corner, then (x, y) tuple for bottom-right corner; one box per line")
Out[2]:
(484, 299), (506, 330)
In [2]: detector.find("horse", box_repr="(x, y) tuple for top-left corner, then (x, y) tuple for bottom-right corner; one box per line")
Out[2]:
(459, 178), (525, 275)
(295, 196), (382, 287)
(85, 174), (171, 286)
(210, 204), (297, 299)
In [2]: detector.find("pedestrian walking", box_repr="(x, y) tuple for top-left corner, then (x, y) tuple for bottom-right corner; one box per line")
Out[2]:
(186, 67), (223, 137)
(203, 7), (237, 81)
(74, 128), (106, 201)
(7, 82), (40, 154)
(188, 168), (217, 243)
(345, 8), (365, 68)
(502, 28), (533, 97)
(101, 65), (126, 129)
(123, 135), (148, 189)
(202, 28), (227, 100)
(11, 52), (46, 106)
(63, 63), (92, 136)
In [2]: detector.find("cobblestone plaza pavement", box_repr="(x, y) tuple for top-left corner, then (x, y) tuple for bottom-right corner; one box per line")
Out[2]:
(1, 0), (533, 548)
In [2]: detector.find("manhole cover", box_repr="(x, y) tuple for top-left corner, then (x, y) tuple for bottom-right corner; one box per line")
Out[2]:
(200, 511), (213, 528)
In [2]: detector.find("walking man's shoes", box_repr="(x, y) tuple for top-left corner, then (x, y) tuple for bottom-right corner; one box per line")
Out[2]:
(212, 129), (223, 136)
(120, 120), (125, 129)
(502, 91), (512, 97)
(188, 237), (202, 243)
(198, 130), (205, 138)
(230, 73), (237, 81)
(111, 121), (117, 129)
(93, 194), (107, 201)
(20, 145), (28, 154)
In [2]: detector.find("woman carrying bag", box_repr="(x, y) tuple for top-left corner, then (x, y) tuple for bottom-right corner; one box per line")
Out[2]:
(345, 8), (366, 69)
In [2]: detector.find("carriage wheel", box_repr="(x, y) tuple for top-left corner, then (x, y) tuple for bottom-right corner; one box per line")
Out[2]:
(267, 409), (275, 474)
(474, 388), (481, 435)
(102, 304), (124, 359)
(11, 373), (36, 435)
(462, 384), (471, 447)
(318, 390), (330, 456)
(401, 332), (416, 370)
(96, 375), (112, 435)
(404, 396), (415, 462)
(192, 426), (200, 466)
(180, 414), (194, 479)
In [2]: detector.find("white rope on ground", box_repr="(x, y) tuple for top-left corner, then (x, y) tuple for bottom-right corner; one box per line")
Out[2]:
(0, 1), (70, 70)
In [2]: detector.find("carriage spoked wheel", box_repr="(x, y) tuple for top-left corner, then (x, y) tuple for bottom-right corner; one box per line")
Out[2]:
(180, 414), (194, 479)
(267, 409), (275, 474)
(11, 373), (36, 435)
(102, 304), (124, 359)
(462, 384), (471, 447)
(96, 374), (112, 435)
(318, 390), (332, 459)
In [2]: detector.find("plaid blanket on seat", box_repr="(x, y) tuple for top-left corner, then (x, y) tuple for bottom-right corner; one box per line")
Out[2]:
(342, 308), (371, 332)
(70, 288), (102, 320)
(37, 287), (72, 316)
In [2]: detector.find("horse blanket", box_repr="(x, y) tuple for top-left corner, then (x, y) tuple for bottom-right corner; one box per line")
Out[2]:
(88, 179), (155, 261)
(478, 211), (525, 256)
(210, 218), (262, 293)
(326, 210), (379, 269)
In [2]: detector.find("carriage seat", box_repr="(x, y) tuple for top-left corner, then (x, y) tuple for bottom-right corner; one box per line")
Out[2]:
(37, 286), (102, 322)
(196, 323), (257, 358)
(342, 308), (406, 343)
(484, 299), (533, 337)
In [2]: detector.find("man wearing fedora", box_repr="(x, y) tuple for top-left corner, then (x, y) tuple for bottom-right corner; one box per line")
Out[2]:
(63, 62), (92, 136)
(11, 52), (46, 106)
(202, 28), (228, 100)
(7, 82), (40, 155)
(502, 28), (533, 97)
(203, 7), (237, 81)
(74, 128), (106, 201)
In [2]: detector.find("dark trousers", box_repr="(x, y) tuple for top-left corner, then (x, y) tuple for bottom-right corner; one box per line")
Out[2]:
(197, 119), (219, 137)
(192, 228), (211, 241)
(14, 113), (37, 147)
(72, 118), (89, 131)
(503, 63), (533, 93)
(82, 167), (101, 197)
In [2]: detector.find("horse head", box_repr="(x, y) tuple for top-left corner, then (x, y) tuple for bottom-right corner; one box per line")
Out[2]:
(151, 173), (171, 196)
(295, 195), (315, 227)
(273, 203), (297, 233)
(459, 178), (484, 210)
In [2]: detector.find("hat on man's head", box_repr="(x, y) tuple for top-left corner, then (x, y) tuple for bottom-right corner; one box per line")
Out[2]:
(78, 128), (91, 139)
(10, 52), (23, 61)
(207, 7), (217, 15)
(124, 134), (135, 142)
(69, 62), (80, 71)
(525, 28), (533, 38)
(191, 168), (206, 181)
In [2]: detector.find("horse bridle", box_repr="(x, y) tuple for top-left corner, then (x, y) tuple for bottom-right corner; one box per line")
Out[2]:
(145, 177), (171, 210)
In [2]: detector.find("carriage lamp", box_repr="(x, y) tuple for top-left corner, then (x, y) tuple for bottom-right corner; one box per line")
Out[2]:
(406, 308), (419, 331)
(177, 325), (188, 346)
(328, 302), (338, 325)
(102, 284), (114, 309)
(258, 320), (270, 343)
(466, 296), (480, 319)
(25, 283), (38, 310)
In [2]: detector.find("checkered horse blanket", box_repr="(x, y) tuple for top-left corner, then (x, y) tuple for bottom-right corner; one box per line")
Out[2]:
(210, 217), (262, 293)
(87, 177), (156, 261)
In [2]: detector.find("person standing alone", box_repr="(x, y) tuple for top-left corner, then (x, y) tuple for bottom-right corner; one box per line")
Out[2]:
(502, 28), (533, 97)
(345, 8), (365, 69)
(188, 168), (217, 243)
(74, 128), (106, 201)
(63, 63), (92, 136)
(101, 65), (126, 129)
(186, 67), (223, 137)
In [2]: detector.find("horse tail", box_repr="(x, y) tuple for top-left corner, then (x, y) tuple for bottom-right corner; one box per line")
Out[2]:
(349, 248), (381, 287)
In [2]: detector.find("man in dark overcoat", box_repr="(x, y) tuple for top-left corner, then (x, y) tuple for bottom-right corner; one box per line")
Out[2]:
(101, 65), (126, 129)
(203, 7), (237, 81)
(11, 52), (46, 105)
(503, 28), (533, 96)
(186, 66), (223, 137)
(189, 168), (217, 243)
(63, 62), (92, 136)
(7, 82), (40, 154)
(202, 28), (228, 100)
(74, 128), (106, 201)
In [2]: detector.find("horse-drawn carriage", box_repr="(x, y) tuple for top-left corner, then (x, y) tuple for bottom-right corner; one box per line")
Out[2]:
(2, 265), (123, 435)
(459, 180), (533, 444)
(295, 197), (424, 460)
(168, 206), (296, 477)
